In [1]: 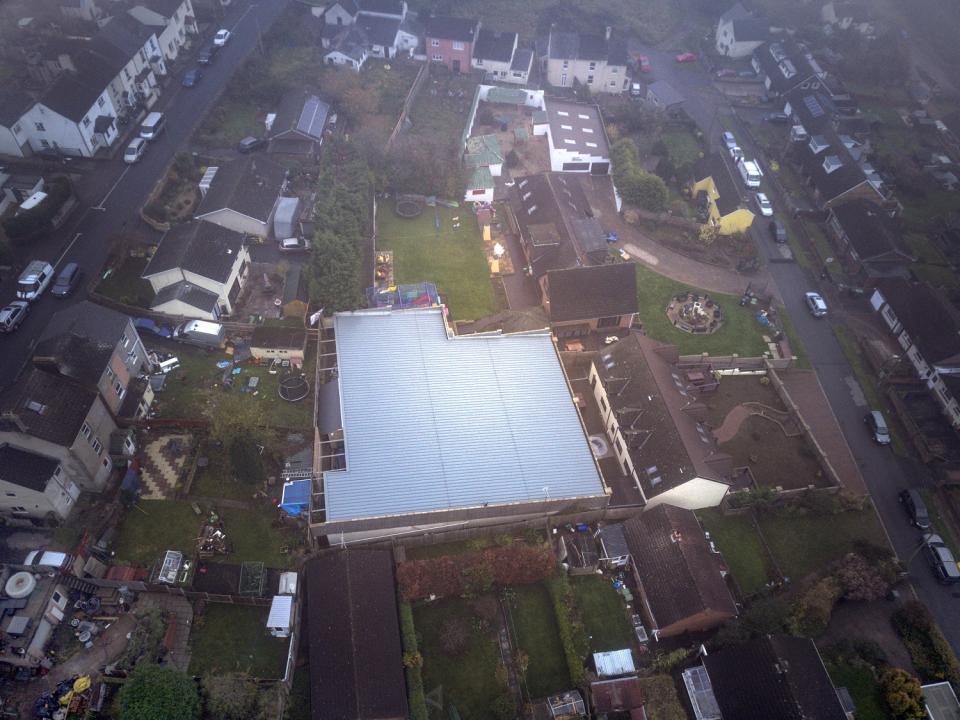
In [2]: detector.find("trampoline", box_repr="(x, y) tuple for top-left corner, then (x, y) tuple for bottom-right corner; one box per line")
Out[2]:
(395, 195), (424, 218)
(279, 375), (310, 402)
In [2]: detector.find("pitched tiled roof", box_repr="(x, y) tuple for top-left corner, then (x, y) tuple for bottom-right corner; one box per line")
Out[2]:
(547, 264), (638, 323)
(474, 29), (516, 63)
(0, 445), (60, 492)
(357, 0), (403, 16)
(732, 18), (769, 42)
(648, 80), (685, 107)
(874, 280), (960, 366)
(423, 15), (478, 42)
(356, 14), (401, 47)
(830, 200), (912, 264)
(305, 550), (408, 720)
(719, 2), (751, 22)
(753, 40), (817, 95)
(144, 221), (245, 283)
(0, 368), (97, 446)
(621, 505), (736, 630)
(40, 51), (116, 122)
(693, 153), (743, 217)
(98, 13), (156, 57)
(796, 131), (876, 205)
(0, 89), (33, 128)
(195, 156), (286, 222)
(151, 281), (220, 312)
(510, 47), (534, 72)
(704, 636), (847, 720)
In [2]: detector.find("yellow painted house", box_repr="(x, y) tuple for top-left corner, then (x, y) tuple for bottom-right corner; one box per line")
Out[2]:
(691, 154), (755, 235)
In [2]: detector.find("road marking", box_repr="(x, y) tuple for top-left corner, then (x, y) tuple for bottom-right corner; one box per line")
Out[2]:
(94, 165), (130, 210)
(231, 5), (252, 32)
(54, 233), (83, 270)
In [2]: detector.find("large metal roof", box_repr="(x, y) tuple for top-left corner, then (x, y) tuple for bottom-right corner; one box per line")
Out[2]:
(324, 308), (604, 521)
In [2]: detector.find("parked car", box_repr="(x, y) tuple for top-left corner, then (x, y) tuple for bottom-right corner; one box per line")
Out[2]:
(922, 534), (960, 584)
(134, 317), (174, 338)
(804, 291), (827, 317)
(716, 68), (736, 78)
(769, 219), (787, 243)
(764, 112), (790, 124)
(630, 82), (642, 97)
(899, 489), (931, 530)
(124, 137), (147, 164)
(174, 320), (225, 348)
(729, 145), (743, 161)
(24, 550), (72, 570)
(237, 136), (267, 154)
(51, 262), (81, 297)
(865, 410), (891, 445)
(197, 45), (218, 64)
(721, 131), (737, 150)
(182, 69), (202, 87)
(0, 301), (29, 333)
(17, 260), (54, 301)
(213, 29), (231, 46)
(675, 52), (698, 63)
(737, 70), (757, 79)
(279, 237), (310, 252)
(755, 192), (773, 216)
(638, 56), (651, 73)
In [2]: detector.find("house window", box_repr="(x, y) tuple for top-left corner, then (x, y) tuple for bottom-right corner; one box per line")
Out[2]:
(92, 438), (103, 455)
(599, 395), (608, 412)
(611, 67), (618, 74)
(431, 38), (439, 47)
(452, 41), (464, 51)
(52, 591), (63, 603)
(562, 60), (569, 69)
(609, 80), (616, 87)
(587, 75), (594, 84)
(115, 381), (125, 399)
(597, 316), (620, 329)
(40, 140), (50, 148)
(512, 72), (522, 78)
(125, 69), (131, 81)
(81, 422), (92, 439)
(476, 58), (483, 66)
(53, 466), (61, 478)
(35, 122), (46, 132)
(13, 123), (21, 133)
(589, 62), (596, 70)
(97, 96), (105, 107)
(432, 54), (443, 62)
(140, 50), (147, 63)
(102, 458), (110, 468)
(83, 116), (91, 128)
(615, 438), (624, 454)
(5, 493), (14, 497)
(122, 334), (130, 349)
(106, 366), (116, 382)
(11, 507), (26, 513)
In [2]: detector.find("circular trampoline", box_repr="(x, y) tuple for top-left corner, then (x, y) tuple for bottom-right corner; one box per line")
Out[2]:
(278, 375), (310, 402)
(395, 197), (424, 218)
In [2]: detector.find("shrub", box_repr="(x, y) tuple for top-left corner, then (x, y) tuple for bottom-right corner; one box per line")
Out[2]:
(118, 664), (200, 720)
(398, 602), (428, 720)
(650, 647), (690, 673)
(833, 552), (891, 601)
(2, 176), (73, 240)
(789, 576), (841, 637)
(610, 138), (668, 212)
(635, 676), (687, 720)
(491, 694), (516, 720)
(505, 150), (520, 168)
(880, 668), (925, 720)
(714, 595), (790, 647)
(892, 601), (960, 684)
(547, 574), (588, 685)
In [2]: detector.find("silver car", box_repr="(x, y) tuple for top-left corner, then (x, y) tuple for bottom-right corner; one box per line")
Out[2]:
(0, 301), (29, 333)
(805, 292), (827, 317)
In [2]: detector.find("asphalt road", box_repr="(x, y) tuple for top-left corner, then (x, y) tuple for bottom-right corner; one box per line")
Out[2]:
(0, 0), (291, 391)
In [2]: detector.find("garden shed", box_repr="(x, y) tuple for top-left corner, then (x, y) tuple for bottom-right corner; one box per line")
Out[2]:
(266, 594), (293, 638)
(593, 649), (636, 678)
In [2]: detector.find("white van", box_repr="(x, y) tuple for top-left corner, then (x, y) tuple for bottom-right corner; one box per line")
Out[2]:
(737, 158), (763, 188)
(140, 112), (166, 140)
(174, 319), (225, 348)
(16, 260), (55, 301)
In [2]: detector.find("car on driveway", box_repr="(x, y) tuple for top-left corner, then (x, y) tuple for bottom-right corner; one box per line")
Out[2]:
(213, 29), (231, 46)
(124, 137), (147, 164)
(182, 69), (202, 87)
(769, 218), (787, 243)
(638, 56), (651, 73)
(279, 237), (310, 253)
(865, 410), (891, 445)
(675, 52), (697, 63)
(0, 301), (29, 333)
(197, 45), (218, 64)
(721, 131), (737, 151)
(755, 192), (773, 216)
(805, 292), (827, 317)
(900, 488), (931, 530)
(237, 136), (267, 154)
(764, 112), (790, 124)
(24, 550), (72, 570)
(134, 317), (174, 339)
(922, 534), (960, 584)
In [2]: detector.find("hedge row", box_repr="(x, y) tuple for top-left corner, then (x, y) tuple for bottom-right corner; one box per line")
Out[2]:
(892, 601), (960, 685)
(398, 602), (428, 720)
(547, 575), (587, 686)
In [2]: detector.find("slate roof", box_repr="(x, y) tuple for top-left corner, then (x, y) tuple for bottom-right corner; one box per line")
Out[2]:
(785, 88), (836, 135)
(595, 334), (732, 497)
(144, 222), (245, 283)
(305, 550), (408, 720)
(474, 29), (516, 63)
(40, 52), (116, 122)
(753, 40), (818, 95)
(512, 174), (583, 278)
(151, 281), (219, 312)
(423, 15), (477, 43)
(357, 0), (404, 16)
(591, 677), (646, 714)
(796, 131), (877, 205)
(0, 368), (97, 446)
(195, 156), (286, 221)
(270, 90), (330, 142)
(134, 0), (185, 18)
(621, 505), (736, 630)
(511, 47), (534, 73)
(324, 308), (605, 522)
(330, 0), (359, 15)
(0, 89), (33, 128)
(596, 524), (630, 559)
(874, 280), (960, 366)
(98, 13), (156, 57)
(33, 334), (114, 387)
(648, 80), (685, 108)
(41, 301), (131, 347)
(719, 2), (751, 23)
(547, 264), (638, 323)
(830, 200), (912, 264)
(327, 27), (369, 62)
(250, 326), (307, 350)
(0, 445), (60, 492)
(731, 18), (769, 42)
(356, 14), (401, 47)
(703, 635), (847, 720)
(693, 154), (743, 217)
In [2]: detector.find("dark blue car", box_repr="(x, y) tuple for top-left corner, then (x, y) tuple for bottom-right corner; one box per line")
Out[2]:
(182, 69), (202, 88)
(134, 317), (174, 338)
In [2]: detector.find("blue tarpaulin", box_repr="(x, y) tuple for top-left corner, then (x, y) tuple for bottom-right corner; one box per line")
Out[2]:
(120, 467), (140, 494)
(279, 479), (311, 516)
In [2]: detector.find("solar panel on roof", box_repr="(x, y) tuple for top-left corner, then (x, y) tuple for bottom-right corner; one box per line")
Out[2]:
(297, 95), (329, 140)
(803, 94), (824, 118)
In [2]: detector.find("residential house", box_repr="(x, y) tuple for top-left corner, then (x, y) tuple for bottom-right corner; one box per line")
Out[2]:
(821, 1), (876, 36)
(533, 99), (611, 173)
(715, 3), (769, 58)
(826, 200), (913, 277)
(268, 90), (330, 155)
(127, 0), (197, 63)
(309, 307), (608, 541)
(543, 27), (629, 94)
(923, 682), (960, 720)
(471, 29), (517, 80)
(0, 89), (34, 158)
(58, 0), (103, 23)
(143, 222), (250, 319)
(870, 280), (960, 429)
(510, 173), (610, 297)
(544, 264), (638, 338)
(588, 333), (732, 508)
(618, 505), (737, 638)
(793, 130), (884, 209)
(682, 636), (847, 720)
(195, 156), (287, 237)
(32, 301), (153, 422)
(321, 0), (418, 60)
(424, 16), (479, 74)
(691, 154), (756, 236)
(97, 12), (168, 79)
(646, 80), (685, 112)
(751, 41), (822, 98)
(305, 549), (408, 720)
(323, 27), (369, 71)
(250, 326), (308, 363)
(0, 445), (78, 521)
(321, 0), (359, 28)
(0, 368), (124, 515)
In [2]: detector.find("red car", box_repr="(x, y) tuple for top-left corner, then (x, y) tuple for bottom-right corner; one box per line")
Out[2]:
(638, 55), (651, 73)
(675, 52), (698, 63)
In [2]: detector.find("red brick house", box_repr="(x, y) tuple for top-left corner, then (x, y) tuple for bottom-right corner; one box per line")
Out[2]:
(424, 15), (479, 73)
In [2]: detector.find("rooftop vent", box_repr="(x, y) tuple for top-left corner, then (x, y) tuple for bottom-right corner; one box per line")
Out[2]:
(26, 401), (47, 415)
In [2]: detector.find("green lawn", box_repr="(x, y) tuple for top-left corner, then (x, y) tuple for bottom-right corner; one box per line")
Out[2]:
(189, 604), (289, 679)
(95, 256), (153, 307)
(570, 576), (634, 652)
(415, 598), (505, 720)
(114, 500), (199, 566)
(216, 507), (300, 569)
(756, 507), (887, 582)
(697, 509), (775, 597)
(508, 585), (570, 698)
(634, 264), (771, 356)
(376, 205), (497, 321)
(660, 129), (704, 171)
(825, 662), (889, 720)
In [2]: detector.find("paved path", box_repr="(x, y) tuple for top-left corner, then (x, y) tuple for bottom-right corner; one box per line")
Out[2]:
(39, 613), (138, 690)
(713, 405), (752, 444)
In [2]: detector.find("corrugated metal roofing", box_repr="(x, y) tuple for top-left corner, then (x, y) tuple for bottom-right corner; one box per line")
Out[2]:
(593, 649), (635, 678)
(267, 595), (293, 629)
(325, 308), (604, 521)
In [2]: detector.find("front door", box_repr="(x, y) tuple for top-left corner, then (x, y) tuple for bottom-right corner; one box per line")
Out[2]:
(452, 58), (461, 73)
